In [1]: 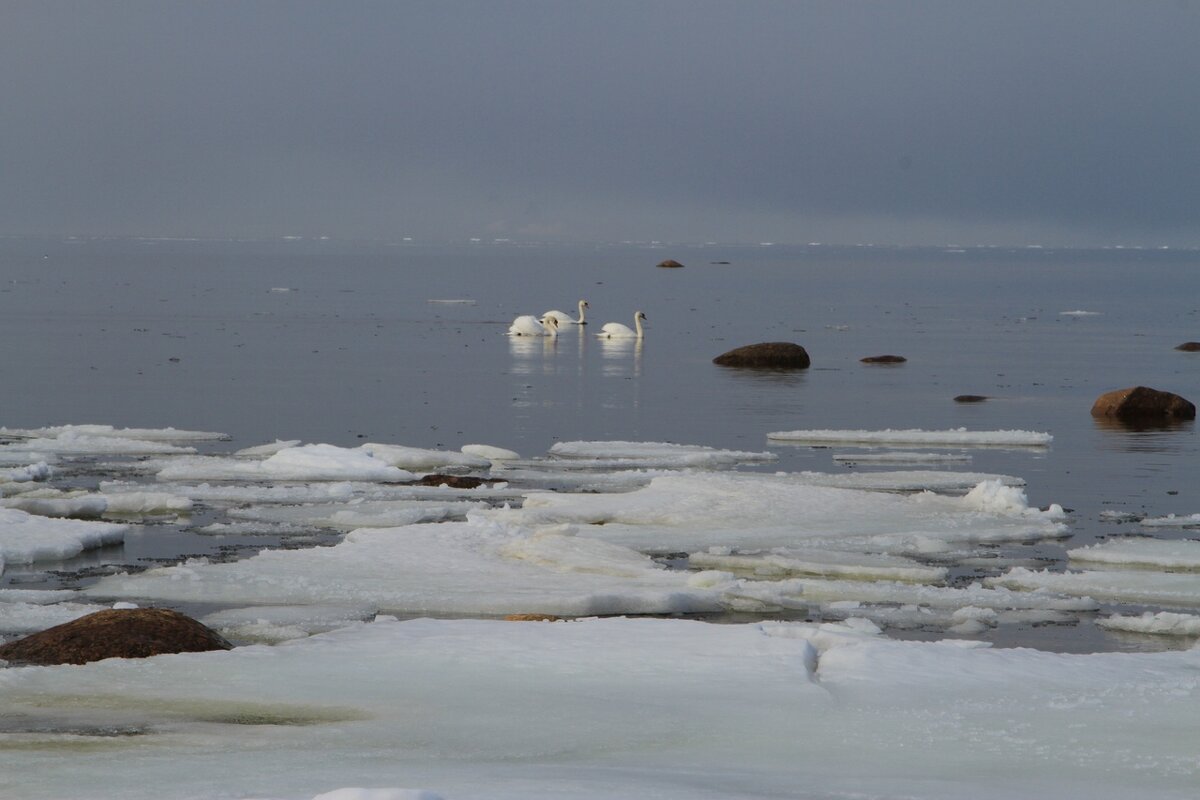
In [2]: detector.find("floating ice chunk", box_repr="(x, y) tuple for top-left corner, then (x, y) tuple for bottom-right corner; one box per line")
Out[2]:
(0, 423), (228, 442)
(793, 470), (1023, 492)
(767, 428), (1053, 447)
(490, 472), (1068, 553)
(0, 462), (53, 483)
(1059, 309), (1102, 316)
(461, 443), (520, 462)
(0, 450), (58, 466)
(818, 602), (1073, 631)
(0, 507), (127, 566)
(721, 575), (1097, 613)
(1099, 509), (1142, 523)
(1139, 512), (1200, 528)
(234, 439), (302, 457)
(687, 549), (947, 583)
(1069, 538), (1200, 570)
(10, 432), (198, 455)
(1097, 611), (1200, 636)
(989, 567), (1200, 606)
(0, 588), (79, 604)
(3, 489), (191, 518)
(113, 480), (521, 506)
(548, 440), (776, 467)
(832, 451), (972, 464)
(84, 519), (722, 617)
(358, 442), (491, 472)
(2, 493), (108, 518)
(227, 500), (482, 530)
(156, 444), (415, 482)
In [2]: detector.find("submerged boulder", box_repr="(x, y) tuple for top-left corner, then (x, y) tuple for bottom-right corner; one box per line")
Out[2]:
(954, 394), (989, 403)
(1175, 341), (1200, 352)
(0, 608), (232, 666)
(656, 259), (685, 268)
(1090, 386), (1195, 421)
(860, 354), (907, 364)
(713, 342), (811, 369)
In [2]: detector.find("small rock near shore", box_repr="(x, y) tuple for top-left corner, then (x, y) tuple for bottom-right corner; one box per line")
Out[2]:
(954, 395), (989, 403)
(416, 473), (488, 489)
(1090, 386), (1196, 420)
(860, 354), (906, 364)
(0, 608), (233, 666)
(713, 342), (811, 369)
(656, 259), (685, 268)
(1175, 341), (1200, 351)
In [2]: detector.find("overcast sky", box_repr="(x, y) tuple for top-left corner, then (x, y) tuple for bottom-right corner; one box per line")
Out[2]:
(3, 1), (1199, 246)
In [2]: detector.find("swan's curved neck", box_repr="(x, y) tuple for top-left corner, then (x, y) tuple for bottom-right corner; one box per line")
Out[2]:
(577, 300), (587, 324)
(634, 313), (644, 338)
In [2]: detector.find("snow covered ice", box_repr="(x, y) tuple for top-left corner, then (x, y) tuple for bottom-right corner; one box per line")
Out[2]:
(2, 427), (1199, 798)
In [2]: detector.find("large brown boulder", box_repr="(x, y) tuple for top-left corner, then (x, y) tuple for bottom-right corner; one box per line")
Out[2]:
(1090, 386), (1196, 421)
(713, 342), (811, 369)
(0, 608), (232, 666)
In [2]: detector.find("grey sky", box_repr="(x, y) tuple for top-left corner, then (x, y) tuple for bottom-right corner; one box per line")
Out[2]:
(3, 1), (1199, 245)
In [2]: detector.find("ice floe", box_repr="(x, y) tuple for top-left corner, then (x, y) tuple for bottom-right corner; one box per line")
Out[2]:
(792, 469), (1023, 492)
(0, 424), (229, 442)
(989, 567), (1200, 606)
(832, 451), (972, 464)
(1069, 538), (1200, 570)
(0, 507), (128, 569)
(0, 462), (53, 483)
(155, 444), (415, 482)
(548, 439), (777, 467)
(358, 442), (491, 472)
(1097, 611), (1200, 636)
(1139, 512), (1200, 528)
(767, 427), (1053, 447)
(488, 473), (1067, 553)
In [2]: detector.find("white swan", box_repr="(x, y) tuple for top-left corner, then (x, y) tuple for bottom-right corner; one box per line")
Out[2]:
(542, 299), (589, 326)
(508, 314), (560, 337)
(598, 311), (646, 339)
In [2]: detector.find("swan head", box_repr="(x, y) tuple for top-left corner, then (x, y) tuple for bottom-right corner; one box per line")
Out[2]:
(635, 311), (646, 321)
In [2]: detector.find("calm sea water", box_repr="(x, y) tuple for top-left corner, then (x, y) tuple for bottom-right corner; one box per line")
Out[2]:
(2, 236), (1198, 649)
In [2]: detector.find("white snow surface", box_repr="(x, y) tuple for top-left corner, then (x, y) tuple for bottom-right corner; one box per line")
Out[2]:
(792, 469), (1024, 492)
(0, 617), (1197, 800)
(0, 462), (53, 482)
(767, 427), (1053, 446)
(5, 432), (198, 455)
(358, 443), (491, 471)
(832, 450), (973, 464)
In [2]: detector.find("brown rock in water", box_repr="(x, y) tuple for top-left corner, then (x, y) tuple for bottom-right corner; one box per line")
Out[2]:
(860, 354), (906, 364)
(416, 473), (486, 489)
(713, 342), (811, 369)
(0, 608), (232, 666)
(954, 394), (989, 403)
(1090, 386), (1196, 420)
(656, 259), (685, 268)
(1175, 341), (1200, 351)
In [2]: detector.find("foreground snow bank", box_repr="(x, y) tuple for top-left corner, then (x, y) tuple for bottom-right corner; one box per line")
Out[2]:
(0, 617), (1196, 800)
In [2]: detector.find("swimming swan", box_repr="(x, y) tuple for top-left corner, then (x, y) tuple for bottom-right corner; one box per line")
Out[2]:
(508, 314), (560, 337)
(598, 311), (646, 339)
(542, 299), (589, 325)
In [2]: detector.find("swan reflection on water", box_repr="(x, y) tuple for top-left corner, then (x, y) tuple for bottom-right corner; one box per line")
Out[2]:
(507, 334), (560, 374)
(599, 336), (642, 377)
